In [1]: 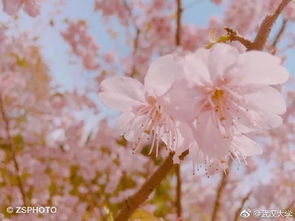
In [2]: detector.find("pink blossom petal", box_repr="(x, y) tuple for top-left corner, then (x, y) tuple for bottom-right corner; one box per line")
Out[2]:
(99, 76), (145, 111)
(251, 111), (283, 129)
(2, 0), (22, 15)
(232, 135), (262, 157)
(170, 122), (194, 163)
(245, 86), (286, 115)
(237, 51), (289, 85)
(116, 113), (149, 142)
(144, 54), (184, 96)
(161, 79), (199, 122)
(194, 111), (231, 159)
(116, 112), (134, 136)
(208, 43), (239, 81)
(23, 0), (41, 17)
(184, 49), (211, 85)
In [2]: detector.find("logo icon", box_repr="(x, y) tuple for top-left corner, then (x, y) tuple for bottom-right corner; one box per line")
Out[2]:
(240, 209), (251, 218)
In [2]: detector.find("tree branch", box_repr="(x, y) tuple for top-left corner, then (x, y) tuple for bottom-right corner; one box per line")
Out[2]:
(224, 27), (253, 49)
(175, 0), (183, 46)
(250, 0), (291, 50)
(115, 150), (189, 221)
(175, 0), (183, 219)
(211, 160), (232, 221)
(0, 95), (27, 206)
(271, 19), (288, 48)
(233, 192), (252, 221)
(175, 164), (182, 218)
(122, 0), (141, 77)
(225, 0), (291, 51)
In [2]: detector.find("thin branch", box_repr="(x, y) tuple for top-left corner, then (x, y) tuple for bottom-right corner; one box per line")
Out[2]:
(225, 0), (291, 51)
(224, 27), (253, 49)
(211, 160), (232, 221)
(175, 165), (182, 218)
(175, 0), (183, 46)
(271, 19), (288, 48)
(122, 0), (139, 30)
(285, 200), (295, 211)
(130, 28), (141, 77)
(0, 95), (27, 206)
(122, 0), (141, 50)
(250, 0), (292, 50)
(175, 0), (183, 219)
(115, 150), (189, 221)
(233, 192), (252, 221)
(122, 0), (141, 77)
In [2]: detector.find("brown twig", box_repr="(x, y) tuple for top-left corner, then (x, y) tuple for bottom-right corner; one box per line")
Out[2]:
(271, 19), (288, 48)
(224, 27), (253, 49)
(122, 0), (141, 77)
(285, 200), (295, 211)
(211, 160), (232, 221)
(115, 150), (189, 221)
(233, 192), (252, 221)
(122, 0), (140, 55)
(225, 0), (291, 51)
(175, 0), (183, 46)
(0, 95), (27, 206)
(250, 0), (292, 50)
(175, 0), (183, 219)
(175, 164), (182, 218)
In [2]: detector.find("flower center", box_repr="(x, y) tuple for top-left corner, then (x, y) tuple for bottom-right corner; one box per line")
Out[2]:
(129, 96), (177, 156)
(211, 89), (226, 121)
(212, 89), (224, 101)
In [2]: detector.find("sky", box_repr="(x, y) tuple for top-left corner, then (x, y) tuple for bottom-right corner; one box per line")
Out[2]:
(0, 0), (293, 90)
(0, 0), (294, 131)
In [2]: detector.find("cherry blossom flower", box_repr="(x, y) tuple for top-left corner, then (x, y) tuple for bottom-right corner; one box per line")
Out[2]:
(62, 20), (100, 70)
(283, 2), (295, 21)
(99, 54), (188, 155)
(2, 0), (41, 17)
(211, 0), (223, 5)
(94, 0), (129, 25)
(224, 0), (266, 35)
(182, 43), (289, 161)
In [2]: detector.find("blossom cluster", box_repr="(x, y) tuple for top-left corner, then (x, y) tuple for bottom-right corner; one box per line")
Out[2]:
(100, 43), (289, 164)
(1, 0), (41, 17)
(62, 20), (100, 70)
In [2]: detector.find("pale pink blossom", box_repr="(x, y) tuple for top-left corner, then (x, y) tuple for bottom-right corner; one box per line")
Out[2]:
(99, 54), (187, 155)
(94, 0), (129, 25)
(211, 0), (223, 5)
(224, 0), (266, 35)
(182, 43), (289, 161)
(103, 51), (117, 63)
(2, 0), (41, 17)
(62, 20), (100, 70)
(283, 2), (295, 21)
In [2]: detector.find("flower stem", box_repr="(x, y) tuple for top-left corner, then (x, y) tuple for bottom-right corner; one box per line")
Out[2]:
(211, 160), (232, 221)
(233, 192), (252, 221)
(115, 150), (188, 221)
(271, 19), (288, 49)
(175, 164), (182, 219)
(175, 0), (183, 219)
(175, 0), (183, 46)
